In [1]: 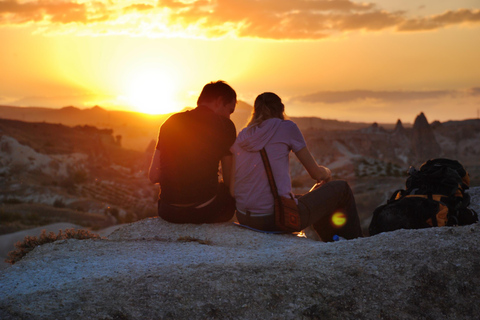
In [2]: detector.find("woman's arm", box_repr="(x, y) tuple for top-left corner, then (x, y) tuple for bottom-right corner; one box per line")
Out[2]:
(294, 147), (331, 183)
(148, 149), (161, 184)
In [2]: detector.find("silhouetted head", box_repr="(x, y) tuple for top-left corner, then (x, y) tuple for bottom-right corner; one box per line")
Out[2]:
(247, 92), (285, 126)
(197, 81), (237, 118)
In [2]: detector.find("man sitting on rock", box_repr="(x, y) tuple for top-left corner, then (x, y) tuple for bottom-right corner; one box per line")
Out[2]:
(149, 80), (237, 224)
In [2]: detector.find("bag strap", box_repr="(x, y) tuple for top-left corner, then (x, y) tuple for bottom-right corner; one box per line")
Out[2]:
(259, 148), (285, 224)
(259, 148), (280, 201)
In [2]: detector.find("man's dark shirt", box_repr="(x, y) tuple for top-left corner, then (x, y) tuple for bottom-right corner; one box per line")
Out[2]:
(156, 106), (236, 205)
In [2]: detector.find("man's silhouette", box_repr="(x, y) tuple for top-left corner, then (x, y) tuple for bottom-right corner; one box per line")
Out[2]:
(149, 81), (237, 223)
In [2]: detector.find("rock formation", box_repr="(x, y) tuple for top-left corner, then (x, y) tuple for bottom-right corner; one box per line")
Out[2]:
(358, 122), (388, 134)
(411, 112), (441, 161)
(1, 188), (479, 320)
(393, 119), (406, 135)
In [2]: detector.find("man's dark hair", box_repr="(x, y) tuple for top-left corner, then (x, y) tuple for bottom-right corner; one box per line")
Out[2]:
(197, 81), (237, 106)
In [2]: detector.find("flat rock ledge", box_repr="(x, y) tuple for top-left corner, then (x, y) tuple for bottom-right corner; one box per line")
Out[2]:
(0, 215), (479, 320)
(2, 184), (480, 320)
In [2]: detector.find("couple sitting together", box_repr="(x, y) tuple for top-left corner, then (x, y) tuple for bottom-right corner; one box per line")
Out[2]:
(149, 81), (363, 241)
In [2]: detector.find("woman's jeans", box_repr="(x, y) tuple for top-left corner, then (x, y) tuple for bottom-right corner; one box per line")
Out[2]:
(298, 180), (363, 241)
(236, 180), (363, 241)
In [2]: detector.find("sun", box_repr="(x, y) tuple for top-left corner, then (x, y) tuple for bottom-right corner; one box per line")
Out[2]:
(126, 70), (180, 115)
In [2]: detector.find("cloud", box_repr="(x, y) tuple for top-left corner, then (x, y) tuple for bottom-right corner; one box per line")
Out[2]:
(0, 0), (110, 24)
(0, 1), (479, 39)
(286, 88), (480, 123)
(398, 9), (480, 31)
(290, 88), (480, 104)
(467, 87), (480, 96)
(123, 4), (155, 13)
(0, 0), (85, 24)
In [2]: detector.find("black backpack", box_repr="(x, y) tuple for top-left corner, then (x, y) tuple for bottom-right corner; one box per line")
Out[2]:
(369, 158), (478, 236)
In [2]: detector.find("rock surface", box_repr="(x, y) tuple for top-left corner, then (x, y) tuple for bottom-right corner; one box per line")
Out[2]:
(1, 189), (479, 320)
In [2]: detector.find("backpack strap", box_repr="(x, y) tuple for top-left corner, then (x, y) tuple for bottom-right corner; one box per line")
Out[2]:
(389, 189), (406, 203)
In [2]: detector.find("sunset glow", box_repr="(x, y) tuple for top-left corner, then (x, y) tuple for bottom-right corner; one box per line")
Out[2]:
(124, 70), (180, 115)
(0, 0), (479, 122)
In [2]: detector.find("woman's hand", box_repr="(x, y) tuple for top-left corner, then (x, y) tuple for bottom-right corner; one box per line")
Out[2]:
(309, 167), (332, 191)
(318, 166), (332, 183)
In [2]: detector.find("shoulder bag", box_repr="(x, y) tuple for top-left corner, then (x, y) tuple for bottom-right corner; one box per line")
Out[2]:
(259, 148), (302, 232)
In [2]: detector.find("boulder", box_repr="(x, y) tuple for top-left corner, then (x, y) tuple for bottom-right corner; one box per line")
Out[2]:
(1, 189), (479, 320)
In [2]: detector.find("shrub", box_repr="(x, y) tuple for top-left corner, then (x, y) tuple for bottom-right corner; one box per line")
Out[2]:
(9, 161), (28, 175)
(53, 198), (66, 208)
(59, 178), (76, 193)
(5, 228), (101, 265)
(72, 170), (88, 184)
(138, 206), (157, 220)
(1, 140), (11, 153)
(122, 211), (136, 224)
(104, 207), (119, 218)
(25, 212), (41, 224)
(2, 198), (23, 204)
(0, 210), (21, 223)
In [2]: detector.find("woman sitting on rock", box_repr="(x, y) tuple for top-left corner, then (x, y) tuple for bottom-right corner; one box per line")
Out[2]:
(230, 92), (363, 241)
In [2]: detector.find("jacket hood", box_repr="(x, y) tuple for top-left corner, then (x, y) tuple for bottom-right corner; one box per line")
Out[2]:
(236, 118), (282, 152)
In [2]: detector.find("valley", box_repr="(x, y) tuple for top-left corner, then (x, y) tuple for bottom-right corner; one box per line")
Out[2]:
(1, 105), (479, 236)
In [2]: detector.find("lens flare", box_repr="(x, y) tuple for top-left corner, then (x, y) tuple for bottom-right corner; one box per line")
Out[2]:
(331, 212), (347, 227)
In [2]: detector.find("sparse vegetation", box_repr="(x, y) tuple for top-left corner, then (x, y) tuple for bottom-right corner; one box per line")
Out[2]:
(177, 236), (211, 245)
(6, 228), (102, 265)
(0, 203), (115, 235)
(354, 158), (405, 178)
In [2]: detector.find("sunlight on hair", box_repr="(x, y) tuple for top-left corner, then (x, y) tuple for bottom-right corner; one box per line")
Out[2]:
(331, 212), (347, 227)
(125, 69), (180, 115)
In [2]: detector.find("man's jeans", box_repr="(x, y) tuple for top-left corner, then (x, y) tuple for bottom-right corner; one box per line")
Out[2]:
(158, 183), (235, 224)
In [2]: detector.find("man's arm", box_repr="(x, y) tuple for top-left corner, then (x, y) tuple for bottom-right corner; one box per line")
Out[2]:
(149, 149), (161, 184)
(227, 155), (236, 197)
(220, 155), (234, 188)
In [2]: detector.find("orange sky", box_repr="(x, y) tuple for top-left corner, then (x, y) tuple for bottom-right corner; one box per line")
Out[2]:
(1, 0), (479, 124)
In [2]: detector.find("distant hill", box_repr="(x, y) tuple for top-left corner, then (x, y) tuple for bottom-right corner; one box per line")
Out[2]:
(0, 105), (170, 152)
(0, 118), (142, 168)
(0, 104), (392, 151)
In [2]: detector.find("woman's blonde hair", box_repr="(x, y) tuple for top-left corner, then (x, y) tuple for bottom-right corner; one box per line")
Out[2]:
(246, 92), (285, 127)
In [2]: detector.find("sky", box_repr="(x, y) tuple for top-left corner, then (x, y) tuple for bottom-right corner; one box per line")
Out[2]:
(0, 0), (479, 123)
